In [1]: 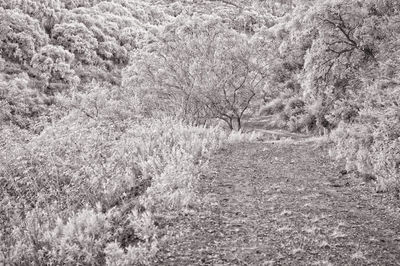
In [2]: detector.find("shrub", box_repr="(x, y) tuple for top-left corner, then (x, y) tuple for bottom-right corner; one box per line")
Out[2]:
(331, 109), (400, 196)
(284, 97), (305, 115)
(259, 98), (285, 116)
(287, 116), (302, 132)
(277, 97), (305, 132)
(298, 112), (317, 133)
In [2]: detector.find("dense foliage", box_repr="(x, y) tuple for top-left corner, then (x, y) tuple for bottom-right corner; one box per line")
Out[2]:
(257, 0), (400, 195)
(1, 0), (399, 264)
(0, 1), (264, 264)
(0, 81), (258, 264)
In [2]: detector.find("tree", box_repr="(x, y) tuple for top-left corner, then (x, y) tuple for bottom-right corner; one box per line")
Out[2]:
(59, 0), (101, 9)
(0, 71), (50, 130)
(0, 8), (48, 66)
(301, 0), (400, 193)
(51, 22), (98, 64)
(123, 16), (267, 130)
(30, 44), (80, 94)
(0, 0), (63, 35)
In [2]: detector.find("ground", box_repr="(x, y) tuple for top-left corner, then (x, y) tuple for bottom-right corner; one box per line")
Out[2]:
(152, 131), (400, 265)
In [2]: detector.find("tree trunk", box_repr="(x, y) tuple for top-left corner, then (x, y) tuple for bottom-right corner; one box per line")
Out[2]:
(236, 116), (241, 131)
(228, 117), (233, 130)
(222, 116), (233, 130)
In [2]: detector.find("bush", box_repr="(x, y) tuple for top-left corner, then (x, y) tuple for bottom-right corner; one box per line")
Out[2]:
(259, 98), (285, 116)
(298, 112), (317, 133)
(331, 109), (400, 196)
(7, 208), (111, 265)
(284, 97), (305, 115)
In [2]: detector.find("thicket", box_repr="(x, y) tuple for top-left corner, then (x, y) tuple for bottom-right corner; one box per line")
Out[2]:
(256, 0), (400, 196)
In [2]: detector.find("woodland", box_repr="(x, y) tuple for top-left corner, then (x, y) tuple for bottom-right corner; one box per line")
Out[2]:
(0, 0), (399, 265)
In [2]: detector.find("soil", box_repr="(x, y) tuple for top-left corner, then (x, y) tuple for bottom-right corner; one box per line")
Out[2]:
(152, 133), (400, 265)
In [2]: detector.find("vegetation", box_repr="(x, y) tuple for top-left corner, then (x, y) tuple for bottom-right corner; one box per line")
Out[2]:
(0, 0), (399, 264)
(256, 0), (400, 195)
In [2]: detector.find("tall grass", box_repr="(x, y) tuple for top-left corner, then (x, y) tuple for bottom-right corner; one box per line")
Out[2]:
(0, 99), (254, 265)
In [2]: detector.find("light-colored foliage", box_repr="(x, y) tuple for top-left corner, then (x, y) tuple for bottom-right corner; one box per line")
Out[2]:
(0, 81), (255, 265)
(123, 17), (268, 130)
(2, 0), (400, 264)
(31, 44), (80, 93)
(0, 7), (48, 65)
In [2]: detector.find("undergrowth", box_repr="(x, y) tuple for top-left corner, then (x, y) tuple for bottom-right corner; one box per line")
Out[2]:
(0, 85), (256, 265)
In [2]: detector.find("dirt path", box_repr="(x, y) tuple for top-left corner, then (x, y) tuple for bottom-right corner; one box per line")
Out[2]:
(153, 139), (400, 265)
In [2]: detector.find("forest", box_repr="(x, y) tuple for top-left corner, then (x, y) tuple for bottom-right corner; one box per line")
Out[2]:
(0, 0), (399, 265)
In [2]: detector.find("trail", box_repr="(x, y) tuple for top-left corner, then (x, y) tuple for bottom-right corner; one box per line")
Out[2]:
(152, 138), (400, 265)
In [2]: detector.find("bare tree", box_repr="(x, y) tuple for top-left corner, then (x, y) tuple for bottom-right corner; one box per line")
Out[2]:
(124, 20), (267, 130)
